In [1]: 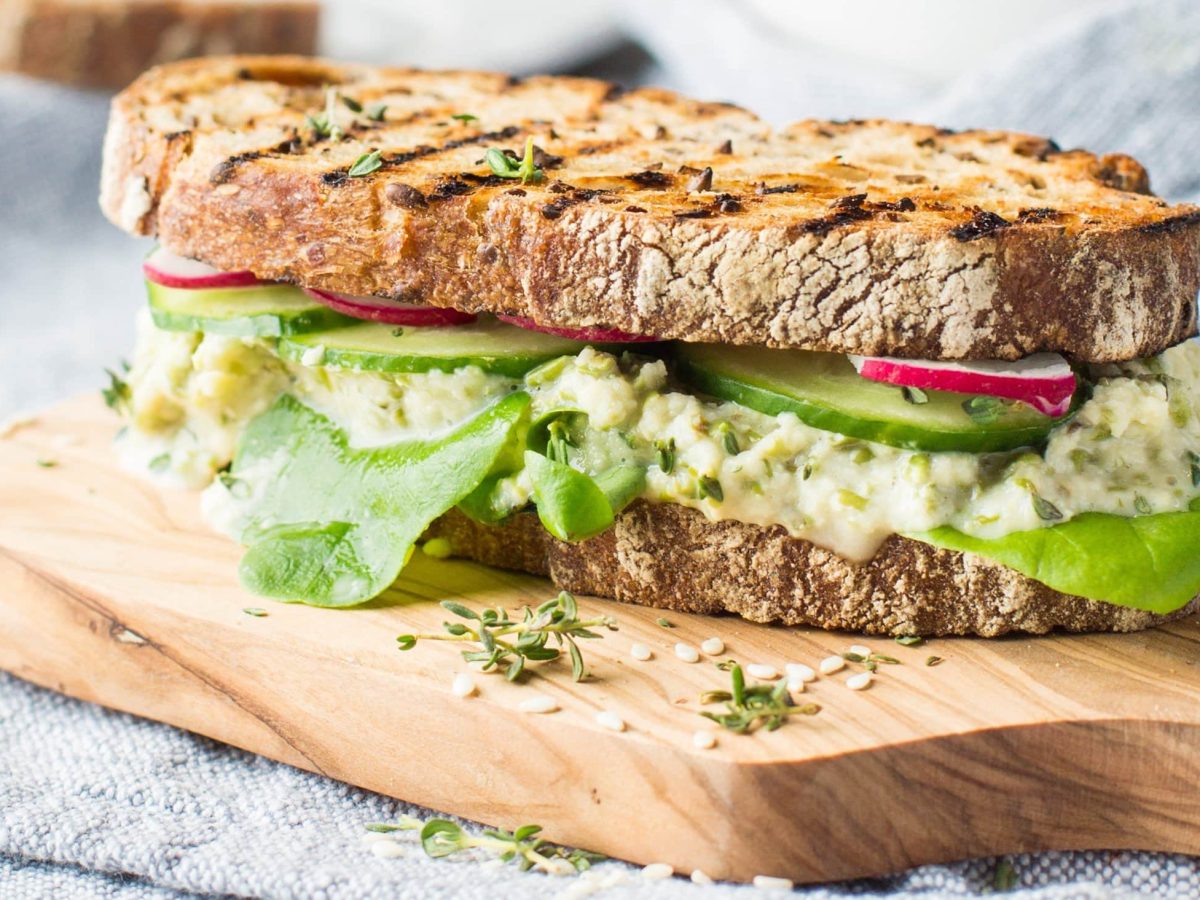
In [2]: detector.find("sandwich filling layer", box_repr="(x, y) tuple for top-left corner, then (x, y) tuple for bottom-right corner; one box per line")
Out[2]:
(115, 299), (1200, 614)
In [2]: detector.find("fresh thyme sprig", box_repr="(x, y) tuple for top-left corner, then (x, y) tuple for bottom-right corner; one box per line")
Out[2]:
(306, 86), (345, 140)
(485, 136), (544, 184)
(366, 817), (603, 875)
(700, 663), (819, 733)
(396, 592), (616, 682)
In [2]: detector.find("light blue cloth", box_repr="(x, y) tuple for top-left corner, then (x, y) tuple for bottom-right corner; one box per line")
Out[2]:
(2, 671), (1193, 898)
(3, 0), (1200, 895)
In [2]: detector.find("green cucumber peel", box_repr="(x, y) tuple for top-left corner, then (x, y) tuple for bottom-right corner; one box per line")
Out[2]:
(227, 391), (531, 606)
(907, 500), (1200, 614)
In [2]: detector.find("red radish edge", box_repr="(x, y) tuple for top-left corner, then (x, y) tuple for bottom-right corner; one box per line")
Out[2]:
(497, 314), (658, 343)
(304, 288), (477, 326)
(143, 246), (261, 289)
(850, 353), (1076, 417)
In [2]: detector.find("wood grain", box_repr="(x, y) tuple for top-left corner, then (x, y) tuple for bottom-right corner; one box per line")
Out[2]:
(2, 395), (1199, 884)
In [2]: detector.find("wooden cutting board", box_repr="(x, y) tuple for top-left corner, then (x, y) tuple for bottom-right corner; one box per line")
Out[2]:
(2, 395), (1199, 884)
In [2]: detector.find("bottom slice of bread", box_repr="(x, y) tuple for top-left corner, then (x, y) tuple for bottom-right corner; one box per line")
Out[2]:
(425, 502), (1198, 637)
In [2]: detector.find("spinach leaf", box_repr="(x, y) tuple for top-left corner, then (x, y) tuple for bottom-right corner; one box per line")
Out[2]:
(908, 510), (1200, 613)
(524, 451), (645, 542)
(227, 392), (531, 606)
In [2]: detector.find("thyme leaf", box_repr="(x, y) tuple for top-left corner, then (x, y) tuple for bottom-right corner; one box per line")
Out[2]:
(348, 150), (383, 178)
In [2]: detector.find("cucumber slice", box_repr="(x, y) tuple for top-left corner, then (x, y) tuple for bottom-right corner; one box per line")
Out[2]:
(146, 281), (353, 337)
(674, 344), (1065, 452)
(279, 318), (595, 377)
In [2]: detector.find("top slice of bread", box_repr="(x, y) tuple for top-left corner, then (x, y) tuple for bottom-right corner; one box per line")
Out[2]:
(100, 56), (1200, 362)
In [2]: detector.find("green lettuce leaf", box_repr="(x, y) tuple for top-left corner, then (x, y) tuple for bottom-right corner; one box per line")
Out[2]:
(907, 509), (1200, 613)
(524, 451), (645, 541)
(227, 392), (531, 606)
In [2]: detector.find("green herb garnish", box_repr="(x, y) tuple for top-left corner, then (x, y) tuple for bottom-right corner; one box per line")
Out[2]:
(148, 453), (171, 473)
(895, 635), (925, 647)
(242, 607), (268, 617)
(365, 817), (602, 874)
(656, 617), (674, 628)
(102, 365), (131, 412)
(700, 664), (818, 734)
(990, 858), (1018, 892)
(925, 655), (945, 667)
(451, 113), (479, 123)
(396, 592), (616, 682)
(654, 438), (675, 474)
(35, 458), (57, 468)
(306, 87), (344, 140)
(1134, 494), (1152, 515)
(485, 136), (544, 184)
(366, 103), (388, 122)
(901, 386), (929, 405)
(341, 95), (363, 113)
(1032, 493), (1064, 521)
(698, 475), (724, 502)
(348, 150), (383, 178)
(1190, 450), (1200, 488)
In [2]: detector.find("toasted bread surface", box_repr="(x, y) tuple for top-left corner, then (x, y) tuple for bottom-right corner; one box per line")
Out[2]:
(3, 3), (317, 90)
(101, 55), (1200, 361)
(425, 503), (1197, 637)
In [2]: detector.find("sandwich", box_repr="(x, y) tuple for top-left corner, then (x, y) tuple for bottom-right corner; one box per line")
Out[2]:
(98, 55), (1200, 636)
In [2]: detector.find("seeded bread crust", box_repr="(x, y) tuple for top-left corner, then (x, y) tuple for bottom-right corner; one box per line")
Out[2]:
(424, 503), (1198, 637)
(100, 56), (1200, 363)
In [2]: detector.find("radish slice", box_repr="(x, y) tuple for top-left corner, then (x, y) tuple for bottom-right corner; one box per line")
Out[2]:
(849, 353), (1076, 417)
(497, 314), (658, 343)
(304, 288), (476, 326)
(143, 246), (261, 289)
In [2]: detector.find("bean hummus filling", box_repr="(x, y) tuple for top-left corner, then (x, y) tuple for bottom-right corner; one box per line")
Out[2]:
(120, 309), (1200, 563)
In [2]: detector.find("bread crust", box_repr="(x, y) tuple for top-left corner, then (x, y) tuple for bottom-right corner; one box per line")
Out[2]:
(99, 56), (1200, 363)
(424, 503), (1198, 637)
(3, 3), (317, 90)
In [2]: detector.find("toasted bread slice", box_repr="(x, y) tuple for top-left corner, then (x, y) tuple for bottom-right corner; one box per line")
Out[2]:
(2, 2), (317, 90)
(426, 504), (1198, 637)
(101, 55), (1200, 362)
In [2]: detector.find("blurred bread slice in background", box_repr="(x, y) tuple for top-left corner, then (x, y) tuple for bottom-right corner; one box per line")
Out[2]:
(0, 0), (318, 89)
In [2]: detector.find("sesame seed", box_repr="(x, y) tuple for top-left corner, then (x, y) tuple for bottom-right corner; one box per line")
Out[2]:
(370, 840), (407, 858)
(785, 663), (817, 683)
(745, 663), (778, 680)
(544, 858), (577, 876)
(518, 694), (559, 714)
(787, 677), (807, 693)
(846, 671), (873, 691)
(692, 730), (717, 750)
(641, 862), (674, 880)
(691, 869), (714, 885)
(819, 655), (846, 675)
(753, 874), (795, 890)
(700, 637), (725, 655)
(674, 642), (700, 663)
(850, 644), (872, 657)
(451, 672), (476, 698)
(300, 344), (326, 367)
(630, 642), (653, 661)
(595, 710), (626, 732)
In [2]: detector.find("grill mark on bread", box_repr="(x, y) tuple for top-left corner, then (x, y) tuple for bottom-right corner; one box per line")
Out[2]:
(950, 209), (1012, 241)
(320, 125), (523, 186)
